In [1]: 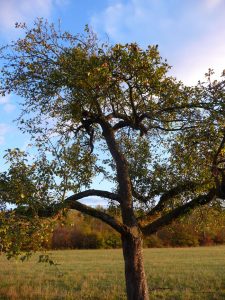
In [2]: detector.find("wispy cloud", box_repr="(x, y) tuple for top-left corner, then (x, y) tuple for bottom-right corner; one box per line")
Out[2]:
(0, 95), (16, 113)
(0, 0), (67, 38)
(91, 0), (225, 85)
(0, 123), (9, 145)
(171, 30), (225, 84)
(80, 197), (108, 208)
(204, 0), (223, 10)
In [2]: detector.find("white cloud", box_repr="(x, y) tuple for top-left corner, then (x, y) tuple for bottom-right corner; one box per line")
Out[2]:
(3, 103), (16, 113)
(171, 32), (225, 85)
(0, 94), (10, 104)
(91, 0), (225, 85)
(0, 123), (9, 145)
(204, 0), (223, 10)
(0, 0), (67, 38)
(0, 95), (16, 113)
(80, 197), (108, 208)
(91, 0), (175, 43)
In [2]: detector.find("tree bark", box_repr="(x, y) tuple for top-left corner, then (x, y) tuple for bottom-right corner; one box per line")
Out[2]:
(99, 118), (149, 299)
(122, 231), (149, 300)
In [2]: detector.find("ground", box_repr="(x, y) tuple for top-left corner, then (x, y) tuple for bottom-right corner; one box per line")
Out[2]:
(0, 246), (225, 299)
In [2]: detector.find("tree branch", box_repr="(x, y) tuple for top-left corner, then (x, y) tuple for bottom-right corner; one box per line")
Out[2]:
(65, 198), (125, 234)
(213, 133), (225, 166)
(137, 181), (202, 223)
(61, 190), (124, 233)
(143, 181), (202, 219)
(140, 189), (216, 236)
(31, 189), (124, 234)
(131, 186), (149, 203)
(65, 189), (121, 203)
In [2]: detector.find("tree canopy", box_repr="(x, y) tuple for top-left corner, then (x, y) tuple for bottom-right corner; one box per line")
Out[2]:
(0, 19), (224, 299)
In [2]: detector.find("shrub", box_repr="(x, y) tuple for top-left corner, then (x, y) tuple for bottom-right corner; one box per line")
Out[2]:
(213, 229), (225, 244)
(51, 227), (72, 249)
(171, 231), (199, 247)
(144, 235), (163, 248)
(199, 235), (214, 246)
(104, 234), (121, 248)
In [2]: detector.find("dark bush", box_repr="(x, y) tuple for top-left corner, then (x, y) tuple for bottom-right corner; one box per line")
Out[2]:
(199, 235), (214, 246)
(104, 234), (121, 248)
(171, 231), (199, 247)
(144, 235), (163, 248)
(52, 227), (72, 249)
(213, 229), (225, 244)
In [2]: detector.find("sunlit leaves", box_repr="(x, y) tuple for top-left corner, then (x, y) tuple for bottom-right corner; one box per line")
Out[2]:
(0, 20), (224, 258)
(0, 210), (53, 259)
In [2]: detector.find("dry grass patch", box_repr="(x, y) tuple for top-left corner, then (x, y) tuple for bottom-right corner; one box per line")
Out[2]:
(0, 247), (225, 299)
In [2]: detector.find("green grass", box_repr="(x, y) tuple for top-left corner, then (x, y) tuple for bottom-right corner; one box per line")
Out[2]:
(0, 246), (225, 299)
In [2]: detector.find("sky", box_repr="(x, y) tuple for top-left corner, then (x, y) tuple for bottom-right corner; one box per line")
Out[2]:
(0, 0), (225, 205)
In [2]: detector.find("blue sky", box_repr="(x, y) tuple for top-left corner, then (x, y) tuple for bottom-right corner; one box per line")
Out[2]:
(0, 0), (225, 204)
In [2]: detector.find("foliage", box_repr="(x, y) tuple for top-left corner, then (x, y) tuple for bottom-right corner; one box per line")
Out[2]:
(51, 210), (121, 249)
(0, 18), (224, 299)
(27, 206), (225, 249)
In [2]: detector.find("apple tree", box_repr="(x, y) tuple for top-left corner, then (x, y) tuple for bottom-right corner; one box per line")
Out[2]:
(0, 20), (224, 300)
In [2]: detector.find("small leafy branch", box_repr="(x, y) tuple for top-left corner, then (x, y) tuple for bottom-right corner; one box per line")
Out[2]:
(38, 254), (63, 277)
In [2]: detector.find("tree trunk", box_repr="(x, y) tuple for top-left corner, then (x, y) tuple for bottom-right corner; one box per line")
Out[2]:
(100, 120), (149, 299)
(122, 231), (149, 300)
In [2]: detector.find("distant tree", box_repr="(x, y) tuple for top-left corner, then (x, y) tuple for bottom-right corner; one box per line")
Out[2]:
(0, 20), (224, 300)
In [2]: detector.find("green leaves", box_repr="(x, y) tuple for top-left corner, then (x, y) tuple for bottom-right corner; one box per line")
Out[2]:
(0, 210), (53, 259)
(0, 19), (224, 258)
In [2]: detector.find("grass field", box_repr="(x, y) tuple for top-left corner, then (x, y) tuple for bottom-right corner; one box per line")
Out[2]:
(0, 246), (225, 299)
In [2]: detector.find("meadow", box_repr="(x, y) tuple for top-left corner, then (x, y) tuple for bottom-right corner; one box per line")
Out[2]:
(0, 246), (225, 299)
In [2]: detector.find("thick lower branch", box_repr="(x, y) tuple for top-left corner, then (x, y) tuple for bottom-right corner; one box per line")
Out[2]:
(138, 181), (204, 222)
(16, 189), (124, 234)
(66, 200), (125, 234)
(141, 189), (216, 236)
(65, 189), (121, 203)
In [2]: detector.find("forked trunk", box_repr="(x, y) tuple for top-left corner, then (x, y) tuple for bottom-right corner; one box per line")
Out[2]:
(122, 232), (149, 300)
(101, 121), (149, 299)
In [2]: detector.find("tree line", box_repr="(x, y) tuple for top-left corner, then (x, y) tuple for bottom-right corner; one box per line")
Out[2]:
(44, 205), (225, 249)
